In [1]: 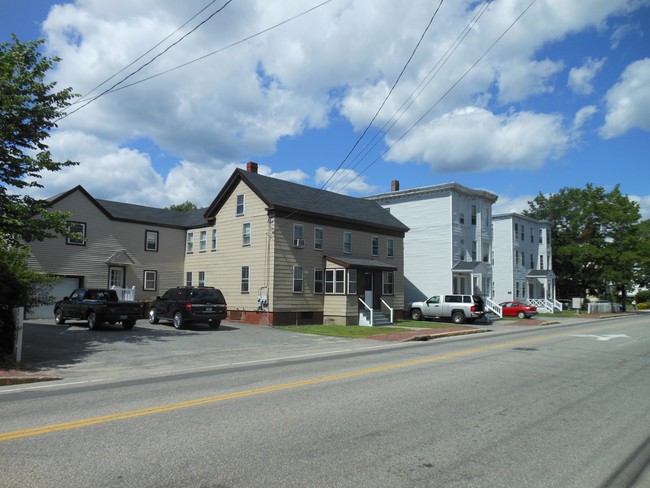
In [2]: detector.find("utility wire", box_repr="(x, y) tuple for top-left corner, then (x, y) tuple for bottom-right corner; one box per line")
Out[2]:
(328, 1), (492, 192)
(99, 0), (335, 95)
(73, 0), (225, 106)
(322, 0), (444, 193)
(273, 0), (445, 230)
(338, 0), (539, 194)
(59, 0), (235, 120)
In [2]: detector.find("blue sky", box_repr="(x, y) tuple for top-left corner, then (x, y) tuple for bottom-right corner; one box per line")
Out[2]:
(3, 0), (650, 217)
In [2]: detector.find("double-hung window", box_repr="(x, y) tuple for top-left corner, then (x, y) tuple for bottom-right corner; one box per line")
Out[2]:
(145, 230), (158, 252)
(387, 238), (394, 258)
(293, 224), (304, 248)
(242, 223), (251, 246)
(314, 228), (324, 251)
(325, 269), (346, 294)
(313, 268), (324, 294)
(199, 231), (207, 252)
(343, 232), (352, 254)
(186, 272), (193, 286)
(241, 266), (250, 293)
(371, 236), (379, 256)
(186, 232), (194, 253)
(293, 266), (304, 293)
(143, 270), (157, 291)
(211, 229), (217, 251)
(236, 195), (245, 216)
(382, 271), (394, 295)
(66, 222), (86, 246)
(198, 271), (206, 287)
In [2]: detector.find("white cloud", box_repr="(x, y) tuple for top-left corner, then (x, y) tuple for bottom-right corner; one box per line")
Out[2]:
(573, 105), (598, 130)
(630, 194), (650, 220)
(385, 106), (568, 172)
(314, 167), (379, 195)
(600, 57), (650, 138)
(492, 193), (536, 216)
(568, 57), (606, 95)
(14, 0), (645, 208)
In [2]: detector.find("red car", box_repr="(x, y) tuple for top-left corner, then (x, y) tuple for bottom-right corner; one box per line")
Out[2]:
(499, 301), (538, 319)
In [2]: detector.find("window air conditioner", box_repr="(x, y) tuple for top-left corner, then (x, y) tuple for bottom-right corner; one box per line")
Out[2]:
(294, 238), (304, 248)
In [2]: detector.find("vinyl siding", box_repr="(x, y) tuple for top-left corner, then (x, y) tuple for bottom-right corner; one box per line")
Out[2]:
(27, 189), (185, 300)
(492, 218), (514, 302)
(183, 181), (270, 312)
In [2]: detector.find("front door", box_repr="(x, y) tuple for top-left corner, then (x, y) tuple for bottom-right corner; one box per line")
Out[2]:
(109, 267), (125, 288)
(364, 272), (373, 308)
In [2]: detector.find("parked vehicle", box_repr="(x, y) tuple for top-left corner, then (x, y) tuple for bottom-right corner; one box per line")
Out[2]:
(148, 287), (227, 329)
(558, 299), (572, 310)
(54, 288), (141, 330)
(407, 294), (485, 324)
(499, 301), (537, 319)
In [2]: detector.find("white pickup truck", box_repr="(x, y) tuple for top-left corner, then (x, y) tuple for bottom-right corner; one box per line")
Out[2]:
(407, 294), (486, 324)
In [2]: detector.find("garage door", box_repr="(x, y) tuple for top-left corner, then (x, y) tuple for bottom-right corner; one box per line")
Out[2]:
(27, 277), (81, 319)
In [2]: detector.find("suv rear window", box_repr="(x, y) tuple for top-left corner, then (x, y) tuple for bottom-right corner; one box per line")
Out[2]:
(190, 288), (225, 304)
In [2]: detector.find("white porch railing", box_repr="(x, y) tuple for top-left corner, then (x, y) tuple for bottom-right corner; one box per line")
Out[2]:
(111, 285), (136, 301)
(358, 298), (373, 326)
(380, 298), (394, 324)
(485, 297), (502, 318)
(528, 298), (561, 313)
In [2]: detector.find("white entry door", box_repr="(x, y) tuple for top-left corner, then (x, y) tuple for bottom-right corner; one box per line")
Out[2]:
(364, 272), (373, 307)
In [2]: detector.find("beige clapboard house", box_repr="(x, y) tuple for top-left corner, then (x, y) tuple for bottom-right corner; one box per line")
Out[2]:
(27, 163), (408, 325)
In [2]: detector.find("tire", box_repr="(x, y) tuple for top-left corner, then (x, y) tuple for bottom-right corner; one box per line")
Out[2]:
(209, 320), (221, 329)
(148, 308), (159, 324)
(173, 311), (184, 330)
(54, 308), (65, 325)
(517, 311), (525, 319)
(410, 309), (423, 321)
(122, 320), (135, 330)
(452, 311), (466, 324)
(88, 311), (101, 330)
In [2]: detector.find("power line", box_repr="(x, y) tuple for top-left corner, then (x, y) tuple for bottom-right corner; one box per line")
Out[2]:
(94, 0), (335, 95)
(328, 1), (492, 192)
(323, 0), (445, 193)
(60, 0), (235, 120)
(73, 0), (225, 106)
(338, 0), (539, 194)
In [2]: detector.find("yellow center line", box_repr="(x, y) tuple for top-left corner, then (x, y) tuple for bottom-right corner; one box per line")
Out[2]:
(0, 327), (604, 442)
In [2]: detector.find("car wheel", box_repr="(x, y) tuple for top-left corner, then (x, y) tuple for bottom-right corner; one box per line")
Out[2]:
(209, 320), (221, 329)
(410, 309), (423, 321)
(517, 311), (526, 319)
(88, 312), (100, 330)
(452, 311), (466, 324)
(122, 320), (135, 330)
(54, 308), (65, 325)
(173, 311), (184, 330)
(148, 308), (159, 324)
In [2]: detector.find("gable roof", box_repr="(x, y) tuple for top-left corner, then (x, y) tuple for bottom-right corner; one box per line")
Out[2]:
(205, 169), (409, 233)
(49, 185), (208, 229)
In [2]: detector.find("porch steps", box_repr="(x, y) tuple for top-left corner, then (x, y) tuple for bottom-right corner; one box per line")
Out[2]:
(360, 309), (392, 326)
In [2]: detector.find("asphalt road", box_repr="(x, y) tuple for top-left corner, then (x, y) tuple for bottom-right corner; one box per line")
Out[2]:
(1, 315), (649, 487)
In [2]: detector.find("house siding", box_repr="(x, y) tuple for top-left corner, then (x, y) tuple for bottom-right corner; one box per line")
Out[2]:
(27, 189), (185, 301)
(368, 184), (496, 304)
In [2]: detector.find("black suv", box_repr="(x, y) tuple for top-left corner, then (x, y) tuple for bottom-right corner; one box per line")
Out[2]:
(148, 287), (227, 329)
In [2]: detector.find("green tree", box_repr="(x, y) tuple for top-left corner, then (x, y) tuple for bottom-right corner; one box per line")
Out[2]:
(1, 36), (78, 245)
(167, 201), (198, 212)
(524, 184), (642, 304)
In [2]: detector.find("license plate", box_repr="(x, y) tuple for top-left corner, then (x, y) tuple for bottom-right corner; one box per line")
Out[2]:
(120, 315), (127, 319)
(205, 307), (213, 312)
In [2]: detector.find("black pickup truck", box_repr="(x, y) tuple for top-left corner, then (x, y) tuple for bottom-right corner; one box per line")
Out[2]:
(54, 288), (141, 330)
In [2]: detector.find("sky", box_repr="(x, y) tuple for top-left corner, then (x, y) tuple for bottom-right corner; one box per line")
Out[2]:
(2, 0), (650, 218)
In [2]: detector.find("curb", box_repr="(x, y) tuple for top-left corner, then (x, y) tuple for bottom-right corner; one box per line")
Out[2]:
(402, 328), (490, 342)
(0, 373), (62, 387)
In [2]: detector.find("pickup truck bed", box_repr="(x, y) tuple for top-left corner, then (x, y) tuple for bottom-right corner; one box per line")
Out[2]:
(54, 288), (141, 330)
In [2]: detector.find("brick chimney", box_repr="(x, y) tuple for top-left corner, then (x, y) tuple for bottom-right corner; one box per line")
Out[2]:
(246, 161), (258, 173)
(391, 180), (400, 192)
